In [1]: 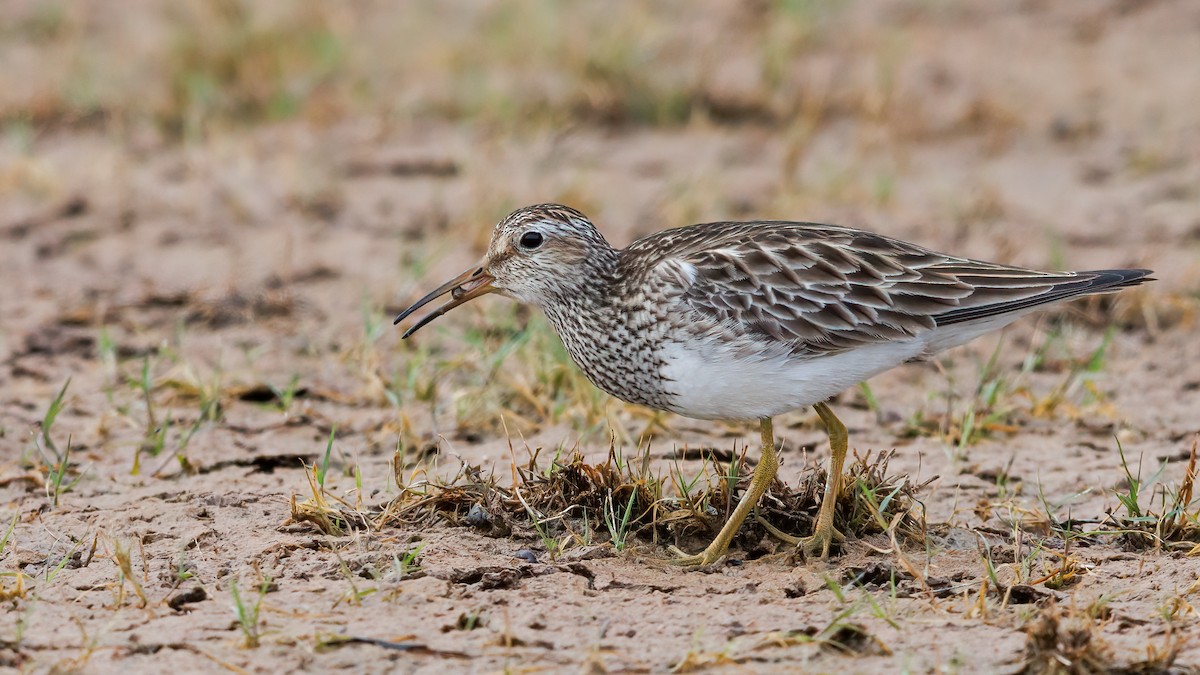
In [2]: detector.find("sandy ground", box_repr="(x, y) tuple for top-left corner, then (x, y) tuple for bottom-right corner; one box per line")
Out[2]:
(2, 1), (1200, 673)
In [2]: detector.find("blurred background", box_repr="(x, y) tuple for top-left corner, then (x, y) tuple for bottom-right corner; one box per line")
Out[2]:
(2, 3), (1199, 671)
(2, 0), (1197, 450)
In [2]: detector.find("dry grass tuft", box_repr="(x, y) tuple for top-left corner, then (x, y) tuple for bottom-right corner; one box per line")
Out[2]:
(756, 449), (930, 553)
(288, 435), (925, 561)
(1106, 437), (1199, 552)
(1020, 603), (1114, 675)
(0, 572), (27, 603)
(1020, 602), (1183, 675)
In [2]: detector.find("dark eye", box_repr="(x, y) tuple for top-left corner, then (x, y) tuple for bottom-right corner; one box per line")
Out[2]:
(519, 231), (544, 249)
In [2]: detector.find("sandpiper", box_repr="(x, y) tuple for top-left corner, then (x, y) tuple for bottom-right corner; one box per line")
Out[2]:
(395, 204), (1151, 565)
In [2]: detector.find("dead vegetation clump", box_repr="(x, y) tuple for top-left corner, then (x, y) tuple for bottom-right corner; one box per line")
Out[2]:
(1021, 603), (1115, 675)
(757, 449), (931, 553)
(1020, 603), (1184, 675)
(288, 439), (927, 561)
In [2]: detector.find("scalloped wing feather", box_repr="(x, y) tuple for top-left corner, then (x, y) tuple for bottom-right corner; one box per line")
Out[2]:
(625, 221), (1150, 358)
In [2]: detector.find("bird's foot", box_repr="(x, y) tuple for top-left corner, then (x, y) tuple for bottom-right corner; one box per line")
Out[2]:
(668, 544), (727, 568)
(797, 524), (845, 559)
(756, 515), (801, 545)
(757, 515), (845, 558)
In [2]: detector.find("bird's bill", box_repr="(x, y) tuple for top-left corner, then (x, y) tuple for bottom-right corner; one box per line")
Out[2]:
(393, 265), (496, 338)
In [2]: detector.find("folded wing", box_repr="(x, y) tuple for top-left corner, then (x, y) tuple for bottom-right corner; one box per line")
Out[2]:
(635, 222), (1150, 357)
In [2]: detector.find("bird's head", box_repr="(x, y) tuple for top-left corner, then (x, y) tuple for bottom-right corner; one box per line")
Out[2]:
(394, 204), (613, 337)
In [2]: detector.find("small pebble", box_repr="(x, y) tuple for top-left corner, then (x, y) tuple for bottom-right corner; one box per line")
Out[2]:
(514, 549), (539, 563)
(463, 503), (491, 529)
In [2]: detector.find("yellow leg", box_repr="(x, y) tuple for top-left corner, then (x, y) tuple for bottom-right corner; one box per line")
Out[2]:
(758, 402), (849, 557)
(801, 402), (847, 557)
(671, 417), (778, 566)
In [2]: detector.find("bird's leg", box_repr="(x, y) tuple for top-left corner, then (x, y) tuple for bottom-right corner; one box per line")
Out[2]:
(799, 402), (848, 557)
(756, 403), (849, 555)
(671, 417), (778, 566)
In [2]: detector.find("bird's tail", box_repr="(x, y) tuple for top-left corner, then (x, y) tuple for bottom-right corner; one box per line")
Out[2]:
(933, 268), (1153, 326)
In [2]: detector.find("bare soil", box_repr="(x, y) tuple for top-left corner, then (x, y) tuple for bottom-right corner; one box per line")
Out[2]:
(2, 1), (1199, 673)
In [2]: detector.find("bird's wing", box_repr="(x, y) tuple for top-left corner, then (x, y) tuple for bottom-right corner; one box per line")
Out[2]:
(632, 222), (1146, 356)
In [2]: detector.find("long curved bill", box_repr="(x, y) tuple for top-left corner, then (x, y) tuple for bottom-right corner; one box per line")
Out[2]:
(393, 265), (496, 338)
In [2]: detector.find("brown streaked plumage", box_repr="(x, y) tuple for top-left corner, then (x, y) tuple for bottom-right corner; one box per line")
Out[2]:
(395, 203), (1152, 565)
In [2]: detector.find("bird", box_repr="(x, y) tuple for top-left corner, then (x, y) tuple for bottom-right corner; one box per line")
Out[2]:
(394, 203), (1152, 565)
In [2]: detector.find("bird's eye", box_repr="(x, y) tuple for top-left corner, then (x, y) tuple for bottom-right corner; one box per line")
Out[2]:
(519, 231), (544, 250)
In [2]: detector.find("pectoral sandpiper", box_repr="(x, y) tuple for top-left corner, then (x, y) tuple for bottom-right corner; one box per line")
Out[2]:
(395, 204), (1151, 565)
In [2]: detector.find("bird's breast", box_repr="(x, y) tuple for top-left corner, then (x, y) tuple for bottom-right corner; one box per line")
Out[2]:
(542, 297), (676, 411)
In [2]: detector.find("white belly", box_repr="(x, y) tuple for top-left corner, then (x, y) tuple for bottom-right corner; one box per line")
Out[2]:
(657, 338), (922, 420)
(657, 312), (1030, 420)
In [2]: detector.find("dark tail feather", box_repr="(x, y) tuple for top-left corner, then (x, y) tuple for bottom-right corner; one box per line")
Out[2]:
(934, 268), (1154, 326)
